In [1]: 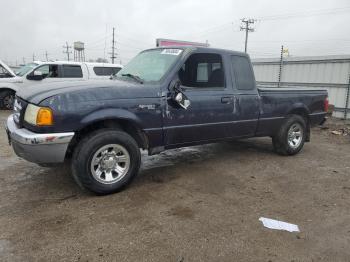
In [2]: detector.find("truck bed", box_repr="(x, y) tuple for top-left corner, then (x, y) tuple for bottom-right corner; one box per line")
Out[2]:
(255, 86), (327, 137)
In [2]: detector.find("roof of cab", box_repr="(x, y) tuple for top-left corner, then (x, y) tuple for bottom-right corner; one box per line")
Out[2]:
(145, 46), (248, 57)
(32, 61), (123, 67)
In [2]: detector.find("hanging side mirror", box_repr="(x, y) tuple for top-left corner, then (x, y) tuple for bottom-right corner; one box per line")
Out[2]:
(168, 80), (191, 109)
(174, 91), (191, 109)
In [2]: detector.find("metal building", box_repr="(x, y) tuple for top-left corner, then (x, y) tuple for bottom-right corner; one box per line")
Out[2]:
(252, 55), (350, 119)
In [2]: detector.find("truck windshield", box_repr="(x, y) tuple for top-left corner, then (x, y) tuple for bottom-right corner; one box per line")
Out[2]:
(15, 63), (39, 77)
(116, 49), (182, 83)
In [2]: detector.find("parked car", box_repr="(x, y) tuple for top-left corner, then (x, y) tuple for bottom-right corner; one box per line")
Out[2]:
(5, 47), (328, 194)
(0, 60), (122, 109)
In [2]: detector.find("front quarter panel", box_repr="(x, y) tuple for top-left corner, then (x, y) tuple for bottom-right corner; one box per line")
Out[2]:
(0, 82), (20, 92)
(35, 87), (163, 148)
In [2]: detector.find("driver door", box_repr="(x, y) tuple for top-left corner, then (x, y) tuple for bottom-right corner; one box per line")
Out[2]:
(163, 52), (236, 147)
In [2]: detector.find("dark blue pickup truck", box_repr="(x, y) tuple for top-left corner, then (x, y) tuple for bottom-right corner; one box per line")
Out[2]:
(5, 47), (328, 194)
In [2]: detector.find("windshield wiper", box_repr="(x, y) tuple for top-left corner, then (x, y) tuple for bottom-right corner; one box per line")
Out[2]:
(121, 73), (144, 84)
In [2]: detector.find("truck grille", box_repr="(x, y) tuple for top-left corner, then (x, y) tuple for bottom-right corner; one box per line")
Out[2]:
(13, 96), (28, 127)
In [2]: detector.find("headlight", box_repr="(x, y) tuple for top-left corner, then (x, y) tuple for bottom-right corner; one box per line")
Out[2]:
(24, 104), (53, 126)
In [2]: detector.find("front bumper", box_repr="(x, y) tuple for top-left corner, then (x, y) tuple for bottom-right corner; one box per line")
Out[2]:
(4, 115), (74, 164)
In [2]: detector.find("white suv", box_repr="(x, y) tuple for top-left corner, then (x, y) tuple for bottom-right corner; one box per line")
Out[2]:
(0, 60), (123, 109)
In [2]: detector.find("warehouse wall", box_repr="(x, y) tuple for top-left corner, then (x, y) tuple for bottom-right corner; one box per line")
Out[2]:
(252, 55), (350, 119)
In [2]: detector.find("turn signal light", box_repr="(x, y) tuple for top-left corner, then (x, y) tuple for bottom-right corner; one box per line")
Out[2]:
(36, 108), (53, 126)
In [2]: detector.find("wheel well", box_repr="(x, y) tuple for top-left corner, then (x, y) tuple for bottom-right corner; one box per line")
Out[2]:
(66, 119), (148, 159)
(288, 108), (310, 141)
(0, 88), (16, 95)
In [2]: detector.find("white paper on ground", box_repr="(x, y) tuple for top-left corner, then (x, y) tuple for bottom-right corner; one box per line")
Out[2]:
(259, 217), (300, 232)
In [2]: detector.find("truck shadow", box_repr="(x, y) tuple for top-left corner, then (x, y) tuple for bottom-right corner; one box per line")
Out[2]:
(135, 137), (275, 187)
(10, 138), (275, 198)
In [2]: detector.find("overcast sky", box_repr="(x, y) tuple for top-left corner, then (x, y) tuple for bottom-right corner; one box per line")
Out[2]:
(1, 0), (350, 65)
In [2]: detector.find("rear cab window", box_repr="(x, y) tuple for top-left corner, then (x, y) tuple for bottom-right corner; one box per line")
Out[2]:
(231, 55), (255, 90)
(93, 67), (121, 76)
(62, 65), (83, 78)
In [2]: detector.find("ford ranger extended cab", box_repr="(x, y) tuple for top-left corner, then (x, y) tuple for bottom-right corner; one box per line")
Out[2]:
(0, 60), (122, 110)
(5, 47), (328, 194)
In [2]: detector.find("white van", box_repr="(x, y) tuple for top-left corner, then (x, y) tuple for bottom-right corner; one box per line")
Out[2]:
(0, 60), (123, 109)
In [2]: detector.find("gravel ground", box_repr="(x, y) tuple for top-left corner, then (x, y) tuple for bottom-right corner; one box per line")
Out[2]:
(0, 110), (350, 262)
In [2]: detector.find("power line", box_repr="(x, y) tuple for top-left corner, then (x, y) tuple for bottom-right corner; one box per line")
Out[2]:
(181, 22), (235, 39)
(62, 42), (72, 61)
(185, 6), (350, 43)
(115, 40), (145, 51)
(240, 18), (255, 53)
(86, 35), (113, 49)
(258, 6), (350, 21)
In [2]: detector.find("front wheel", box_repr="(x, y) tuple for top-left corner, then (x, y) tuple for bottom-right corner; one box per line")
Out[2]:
(71, 129), (141, 195)
(0, 90), (15, 110)
(272, 115), (307, 155)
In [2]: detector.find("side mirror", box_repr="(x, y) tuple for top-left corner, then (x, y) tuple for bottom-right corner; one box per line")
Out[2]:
(168, 79), (191, 109)
(174, 92), (191, 109)
(27, 70), (44, 81)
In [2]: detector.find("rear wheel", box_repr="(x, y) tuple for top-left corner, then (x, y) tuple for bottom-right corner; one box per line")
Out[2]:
(71, 129), (141, 195)
(273, 115), (307, 155)
(0, 90), (15, 110)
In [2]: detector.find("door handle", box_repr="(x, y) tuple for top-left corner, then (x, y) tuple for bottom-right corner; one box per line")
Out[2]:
(221, 97), (232, 104)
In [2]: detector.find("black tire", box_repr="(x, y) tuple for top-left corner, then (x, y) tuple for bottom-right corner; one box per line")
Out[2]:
(71, 129), (141, 195)
(0, 90), (15, 110)
(272, 114), (307, 156)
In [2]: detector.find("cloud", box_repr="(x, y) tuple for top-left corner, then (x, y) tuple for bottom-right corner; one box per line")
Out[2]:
(0, 0), (349, 65)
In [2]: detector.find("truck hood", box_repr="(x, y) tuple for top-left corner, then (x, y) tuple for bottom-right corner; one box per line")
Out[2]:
(0, 60), (16, 77)
(0, 75), (22, 84)
(16, 79), (160, 104)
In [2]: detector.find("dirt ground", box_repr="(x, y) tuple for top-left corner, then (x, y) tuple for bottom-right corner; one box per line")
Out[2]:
(0, 110), (350, 262)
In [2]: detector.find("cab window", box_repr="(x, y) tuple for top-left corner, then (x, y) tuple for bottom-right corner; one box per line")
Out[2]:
(231, 56), (255, 90)
(178, 53), (224, 88)
(62, 65), (83, 78)
(33, 65), (59, 78)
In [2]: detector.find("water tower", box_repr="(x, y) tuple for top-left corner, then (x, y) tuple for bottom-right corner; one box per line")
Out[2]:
(74, 41), (85, 62)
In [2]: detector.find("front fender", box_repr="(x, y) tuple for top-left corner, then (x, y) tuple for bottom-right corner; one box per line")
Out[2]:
(80, 108), (143, 129)
(0, 83), (19, 93)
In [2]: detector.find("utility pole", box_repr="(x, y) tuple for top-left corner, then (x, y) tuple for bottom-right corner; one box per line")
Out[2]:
(110, 27), (117, 64)
(44, 51), (49, 61)
(63, 42), (72, 61)
(278, 45), (284, 88)
(240, 18), (255, 53)
(32, 53), (36, 62)
(22, 57), (26, 64)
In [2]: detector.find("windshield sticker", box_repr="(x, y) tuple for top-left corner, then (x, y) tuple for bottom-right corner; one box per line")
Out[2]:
(161, 49), (183, 56)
